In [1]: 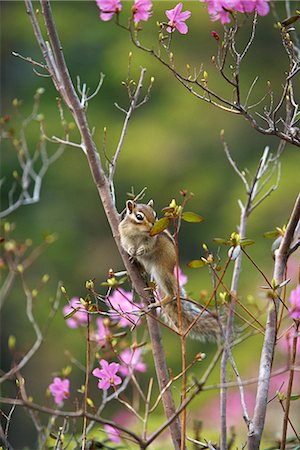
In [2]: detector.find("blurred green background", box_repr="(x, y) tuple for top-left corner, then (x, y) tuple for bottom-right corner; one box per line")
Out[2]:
(1, 1), (300, 448)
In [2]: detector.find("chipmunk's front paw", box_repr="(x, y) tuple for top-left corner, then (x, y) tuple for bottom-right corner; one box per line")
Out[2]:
(127, 246), (136, 257)
(147, 301), (161, 311)
(135, 245), (146, 256)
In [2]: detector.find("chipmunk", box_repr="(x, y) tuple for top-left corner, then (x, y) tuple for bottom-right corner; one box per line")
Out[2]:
(118, 200), (220, 341)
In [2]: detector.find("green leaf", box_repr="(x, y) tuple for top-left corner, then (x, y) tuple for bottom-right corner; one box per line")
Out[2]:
(149, 217), (170, 236)
(213, 238), (230, 246)
(187, 259), (206, 268)
(263, 230), (280, 239)
(281, 13), (300, 27)
(240, 239), (255, 247)
(64, 307), (80, 320)
(290, 394), (300, 401)
(181, 211), (204, 223)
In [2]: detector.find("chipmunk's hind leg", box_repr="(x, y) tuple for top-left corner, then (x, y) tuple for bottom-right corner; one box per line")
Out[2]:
(147, 268), (177, 309)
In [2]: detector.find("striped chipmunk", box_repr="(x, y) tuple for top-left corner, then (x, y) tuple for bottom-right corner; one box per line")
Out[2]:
(118, 199), (220, 341)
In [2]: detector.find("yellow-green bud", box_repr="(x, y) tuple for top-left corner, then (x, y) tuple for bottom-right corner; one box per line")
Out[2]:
(169, 199), (177, 208)
(36, 87), (45, 95)
(8, 335), (16, 351)
(36, 114), (44, 122)
(85, 279), (94, 290)
(4, 222), (11, 233)
(42, 274), (50, 283)
(17, 264), (23, 273)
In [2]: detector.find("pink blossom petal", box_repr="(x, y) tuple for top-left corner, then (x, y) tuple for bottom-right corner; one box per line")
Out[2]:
(92, 368), (102, 378)
(104, 424), (121, 444)
(108, 362), (120, 374)
(255, 0), (270, 15)
(98, 379), (111, 390)
(100, 11), (115, 21)
(288, 284), (300, 321)
(113, 374), (122, 385)
(179, 10), (191, 20)
(176, 22), (189, 34)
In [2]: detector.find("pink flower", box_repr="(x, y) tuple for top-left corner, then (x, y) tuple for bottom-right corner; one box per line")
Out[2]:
(288, 284), (300, 320)
(175, 267), (188, 287)
(96, 0), (122, 21)
(166, 2), (191, 34)
(119, 348), (147, 376)
(132, 0), (152, 22)
(234, 0), (269, 16)
(277, 329), (300, 354)
(92, 359), (122, 391)
(90, 317), (110, 346)
(200, 388), (255, 428)
(107, 288), (141, 327)
(49, 377), (70, 406)
(63, 298), (88, 329)
(104, 424), (121, 444)
(269, 367), (300, 397)
(202, 0), (235, 24)
(201, 0), (269, 24)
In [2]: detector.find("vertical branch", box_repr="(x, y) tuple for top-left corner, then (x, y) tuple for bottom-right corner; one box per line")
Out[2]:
(24, 1), (182, 447)
(280, 322), (299, 450)
(219, 141), (283, 449)
(248, 194), (300, 450)
(220, 203), (247, 450)
(174, 217), (186, 450)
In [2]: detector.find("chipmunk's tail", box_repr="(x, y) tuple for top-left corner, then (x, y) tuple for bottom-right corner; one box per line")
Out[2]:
(163, 297), (222, 342)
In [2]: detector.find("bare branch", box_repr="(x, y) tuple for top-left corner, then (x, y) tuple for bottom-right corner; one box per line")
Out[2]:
(248, 193), (300, 450)
(0, 283), (61, 384)
(109, 67), (147, 183)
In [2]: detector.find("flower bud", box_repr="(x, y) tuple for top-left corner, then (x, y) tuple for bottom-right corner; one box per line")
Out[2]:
(85, 279), (94, 290)
(17, 264), (23, 273)
(8, 335), (16, 351)
(42, 274), (50, 283)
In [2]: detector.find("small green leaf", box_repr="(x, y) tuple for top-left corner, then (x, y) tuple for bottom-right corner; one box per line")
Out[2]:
(213, 238), (230, 246)
(263, 230), (280, 239)
(279, 279), (290, 288)
(290, 394), (300, 401)
(187, 259), (206, 268)
(62, 365), (72, 377)
(240, 239), (255, 247)
(281, 14), (300, 27)
(64, 307), (80, 320)
(149, 217), (170, 236)
(181, 211), (204, 223)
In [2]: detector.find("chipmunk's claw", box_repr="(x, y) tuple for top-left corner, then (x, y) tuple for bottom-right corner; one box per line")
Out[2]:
(146, 302), (161, 311)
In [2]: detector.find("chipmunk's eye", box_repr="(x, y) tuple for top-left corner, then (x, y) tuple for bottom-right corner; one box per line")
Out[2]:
(135, 212), (144, 222)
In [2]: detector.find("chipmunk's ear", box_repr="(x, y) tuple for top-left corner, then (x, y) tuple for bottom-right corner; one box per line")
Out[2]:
(147, 199), (154, 208)
(126, 200), (135, 214)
